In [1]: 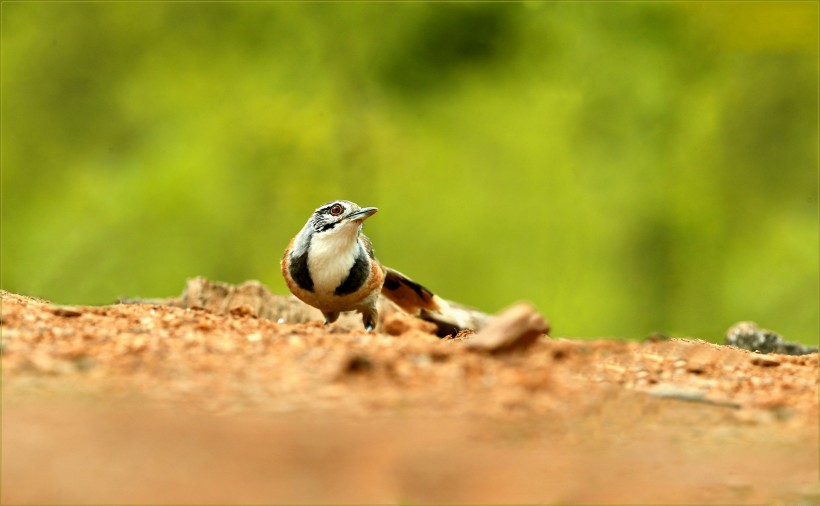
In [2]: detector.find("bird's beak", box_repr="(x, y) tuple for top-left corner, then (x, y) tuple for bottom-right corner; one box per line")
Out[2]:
(345, 207), (378, 222)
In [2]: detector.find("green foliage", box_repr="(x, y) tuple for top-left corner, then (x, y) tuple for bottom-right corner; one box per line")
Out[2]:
(2, 2), (817, 344)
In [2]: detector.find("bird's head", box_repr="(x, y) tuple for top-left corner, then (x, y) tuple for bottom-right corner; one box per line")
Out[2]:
(308, 200), (378, 235)
(289, 200), (378, 259)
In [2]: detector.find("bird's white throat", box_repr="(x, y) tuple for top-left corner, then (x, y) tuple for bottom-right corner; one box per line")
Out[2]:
(307, 224), (362, 293)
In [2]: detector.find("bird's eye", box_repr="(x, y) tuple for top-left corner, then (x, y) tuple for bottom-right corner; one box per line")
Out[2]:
(330, 204), (344, 216)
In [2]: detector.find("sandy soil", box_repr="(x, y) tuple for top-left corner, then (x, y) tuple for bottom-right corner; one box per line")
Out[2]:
(2, 289), (818, 504)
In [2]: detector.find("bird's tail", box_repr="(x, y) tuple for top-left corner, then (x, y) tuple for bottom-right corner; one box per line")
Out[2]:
(381, 266), (442, 314)
(381, 266), (489, 336)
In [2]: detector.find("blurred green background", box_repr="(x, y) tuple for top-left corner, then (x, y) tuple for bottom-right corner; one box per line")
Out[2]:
(2, 2), (817, 343)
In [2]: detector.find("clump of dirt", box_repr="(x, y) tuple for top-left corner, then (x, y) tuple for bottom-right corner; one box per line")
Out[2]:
(2, 288), (818, 504)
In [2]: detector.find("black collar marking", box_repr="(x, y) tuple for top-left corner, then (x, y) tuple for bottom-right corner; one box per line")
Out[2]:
(334, 247), (369, 296)
(289, 235), (314, 292)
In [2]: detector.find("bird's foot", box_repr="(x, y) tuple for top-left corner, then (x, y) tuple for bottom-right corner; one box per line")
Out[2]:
(362, 312), (377, 332)
(323, 311), (340, 326)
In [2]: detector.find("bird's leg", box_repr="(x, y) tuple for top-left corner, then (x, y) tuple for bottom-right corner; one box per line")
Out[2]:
(361, 307), (378, 332)
(322, 311), (340, 326)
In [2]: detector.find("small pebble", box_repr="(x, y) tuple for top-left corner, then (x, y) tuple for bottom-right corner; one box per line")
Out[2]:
(49, 305), (82, 317)
(466, 303), (549, 353)
(751, 355), (780, 367)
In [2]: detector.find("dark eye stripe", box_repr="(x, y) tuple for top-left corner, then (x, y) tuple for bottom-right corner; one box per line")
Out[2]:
(311, 201), (349, 232)
(317, 221), (339, 232)
(318, 202), (344, 215)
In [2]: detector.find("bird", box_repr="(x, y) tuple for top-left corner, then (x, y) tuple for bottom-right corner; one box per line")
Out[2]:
(281, 199), (447, 331)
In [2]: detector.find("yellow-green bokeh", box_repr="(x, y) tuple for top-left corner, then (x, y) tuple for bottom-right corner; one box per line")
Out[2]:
(2, 2), (817, 344)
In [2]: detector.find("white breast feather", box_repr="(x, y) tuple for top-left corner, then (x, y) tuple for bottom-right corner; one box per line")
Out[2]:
(307, 226), (361, 294)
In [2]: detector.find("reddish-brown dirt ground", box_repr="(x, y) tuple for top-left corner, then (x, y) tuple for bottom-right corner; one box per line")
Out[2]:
(2, 289), (818, 504)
